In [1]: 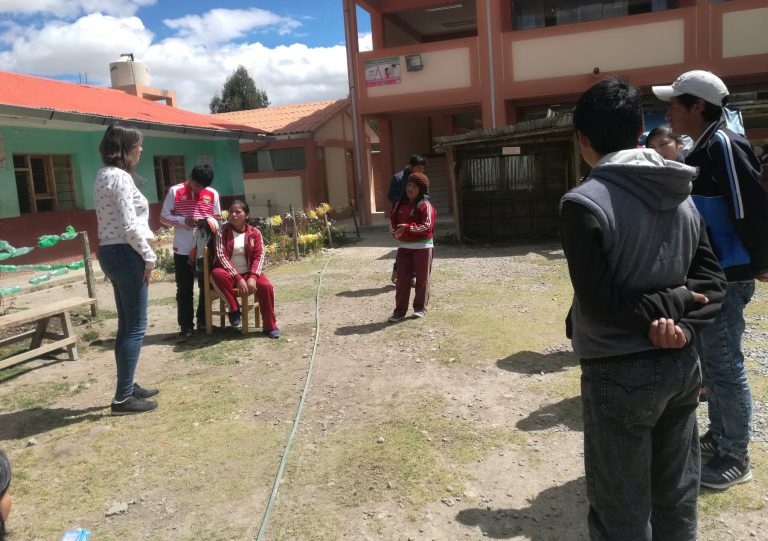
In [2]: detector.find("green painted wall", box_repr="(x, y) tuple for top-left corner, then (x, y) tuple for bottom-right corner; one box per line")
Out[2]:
(0, 123), (245, 218)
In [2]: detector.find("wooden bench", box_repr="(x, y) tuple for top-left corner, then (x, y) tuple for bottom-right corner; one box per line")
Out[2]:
(0, 297), (96, 370)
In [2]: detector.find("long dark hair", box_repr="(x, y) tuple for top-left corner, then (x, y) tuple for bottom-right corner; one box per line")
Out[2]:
(99, 122), (143, 171)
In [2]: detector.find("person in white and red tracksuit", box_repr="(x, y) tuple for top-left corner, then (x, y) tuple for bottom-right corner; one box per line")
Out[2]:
(210, 200), (280, 338)
(388, 172), (436, 322)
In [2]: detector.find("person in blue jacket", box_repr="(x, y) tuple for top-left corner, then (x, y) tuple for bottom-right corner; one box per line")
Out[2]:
(654, 70), (768, 490)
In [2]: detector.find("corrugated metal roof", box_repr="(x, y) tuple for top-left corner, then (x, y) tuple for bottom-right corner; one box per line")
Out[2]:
(0, 70), (268, 138)
(434, 113), (574, 148)
(213, 99), (349, 135)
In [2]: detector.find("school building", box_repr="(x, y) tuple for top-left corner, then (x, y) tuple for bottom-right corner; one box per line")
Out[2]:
(342, 0), (768, 225)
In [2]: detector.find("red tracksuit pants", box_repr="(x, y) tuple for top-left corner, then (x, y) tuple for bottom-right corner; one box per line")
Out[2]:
(394, 247), (433, 316)
(209, 268), (278, 332)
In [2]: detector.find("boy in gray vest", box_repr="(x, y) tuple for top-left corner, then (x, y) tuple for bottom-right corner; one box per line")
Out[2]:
(561, 79), (726, 540)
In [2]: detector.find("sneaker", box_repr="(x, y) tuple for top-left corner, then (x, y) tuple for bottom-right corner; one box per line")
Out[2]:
(413, 310), (426, 318)
(178, 329), (195, 339)
(700, 454), (752, 489)
(700, 431), (719, 458)
(133, 383), (159, 399)
(388, 313), (407, 323)
(265, 329), (280, 339)
(111, 396), (158, 416)
(228, 311), (242, 328)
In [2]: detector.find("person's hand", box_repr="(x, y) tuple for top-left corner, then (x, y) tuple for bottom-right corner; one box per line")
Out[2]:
(184, 216), (197, 227)
(648, 318), (687, 349)
(236, 277), (249, 297)
(143, 268), (152, 286)
(246, 277), (258, 293)
(687, 290), (709, 304)
(394, 225), (407, 240)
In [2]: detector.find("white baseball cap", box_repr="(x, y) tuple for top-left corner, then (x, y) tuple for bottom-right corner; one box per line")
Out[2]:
(652, 70), (729, 106)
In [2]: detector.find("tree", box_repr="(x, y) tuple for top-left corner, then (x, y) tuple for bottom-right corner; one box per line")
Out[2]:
(209, 65), (270, 113)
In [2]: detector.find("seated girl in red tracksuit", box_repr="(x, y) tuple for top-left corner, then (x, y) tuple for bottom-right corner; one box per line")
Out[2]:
(388, 172), (436, 322)
(211, 200), (280, 338)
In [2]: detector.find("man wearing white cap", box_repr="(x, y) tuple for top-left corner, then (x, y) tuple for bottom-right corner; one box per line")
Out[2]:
(653, 70), (768, 489)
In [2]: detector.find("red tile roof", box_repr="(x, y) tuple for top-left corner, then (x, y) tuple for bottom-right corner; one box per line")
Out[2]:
(0, 70), (267, 136)
(213, 99), (349, 134)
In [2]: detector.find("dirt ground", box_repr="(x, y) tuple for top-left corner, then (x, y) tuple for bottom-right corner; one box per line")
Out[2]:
(0, 228), (766, 540)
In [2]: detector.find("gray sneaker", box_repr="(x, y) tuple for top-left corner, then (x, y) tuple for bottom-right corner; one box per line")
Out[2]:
(388, 313), (407, 323)
(413, 310), (426, 318)
(111, 396), (158, 416)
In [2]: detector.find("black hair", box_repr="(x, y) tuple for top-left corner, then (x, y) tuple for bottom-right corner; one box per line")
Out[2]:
(408, 154), (427, 167)
(646, 125), (683, 146)
(99, 122), (143, 171)
(190, 164), (215, 187)
(676, 93), (726, 123)
(573, 78), (643, 155)
(230, 199), (250, 216)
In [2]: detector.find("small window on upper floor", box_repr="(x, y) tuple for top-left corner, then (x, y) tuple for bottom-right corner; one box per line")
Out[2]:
(242, 147), (306, 173)
(512, 0), (680, 30)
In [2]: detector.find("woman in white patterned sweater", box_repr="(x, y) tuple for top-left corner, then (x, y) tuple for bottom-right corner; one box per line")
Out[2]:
(94, 123), (159, 415)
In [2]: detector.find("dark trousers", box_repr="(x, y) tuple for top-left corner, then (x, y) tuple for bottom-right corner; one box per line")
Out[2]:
(174, 253), (204, 332)
(580, 349), (701, 541)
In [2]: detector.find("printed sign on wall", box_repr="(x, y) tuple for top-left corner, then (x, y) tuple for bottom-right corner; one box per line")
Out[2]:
(365, 57), (401, 87)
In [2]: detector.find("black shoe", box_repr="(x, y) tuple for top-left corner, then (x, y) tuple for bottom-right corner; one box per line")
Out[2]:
(111, 396), (158, 416)
(701, 454), (752, 489)
(228, 311), (242, 328)
(700, 430), (719, 458)
(133, 383), (159, 399)
(178, 329), (195, 339)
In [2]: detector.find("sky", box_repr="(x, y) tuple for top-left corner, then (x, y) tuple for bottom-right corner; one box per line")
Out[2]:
(0, 0), (373, 113)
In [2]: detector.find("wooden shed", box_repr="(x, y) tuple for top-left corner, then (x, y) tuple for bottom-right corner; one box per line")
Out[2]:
(434, 114), (580, 241)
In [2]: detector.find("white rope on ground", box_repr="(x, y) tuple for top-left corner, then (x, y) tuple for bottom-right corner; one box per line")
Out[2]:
(255, 255), (333, 540)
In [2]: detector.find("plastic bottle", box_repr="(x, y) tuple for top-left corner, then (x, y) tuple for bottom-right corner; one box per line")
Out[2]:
(61, 529), (91, 541)
(49, 268), (68, 277)
(67, 260), (85, 270)
(0, 265), (16, 272)
(59, 226), (78, 241)
(12, 247), (34, 257)
(0, 253), (10, 261)
(29, 274), (51, 285)
(51, 263), (67, 270)
(38, 235), (61, 248)
(0, 285), (22, 296)
(34, 264), (53, 271)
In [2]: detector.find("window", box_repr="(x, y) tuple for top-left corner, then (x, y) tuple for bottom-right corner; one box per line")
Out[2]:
(513, 0), (679, 30)
(241, 147), (306, 173)
(13, 154), (76, 213)
(154, 156), (186, 200)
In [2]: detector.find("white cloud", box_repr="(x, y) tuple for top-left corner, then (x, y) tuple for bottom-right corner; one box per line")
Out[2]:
(0, 0), (156, 18)
(0, 14), (152, 81)
(358, 32), (372, 52)
(163, 8), (301, 45)
(0, 8), (354, 114)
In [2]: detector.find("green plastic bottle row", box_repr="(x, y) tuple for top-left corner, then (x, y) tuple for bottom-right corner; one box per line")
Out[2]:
(0, 259), (85, 273)
(0, 285), (21, 297)
(38, 226), (78, 247)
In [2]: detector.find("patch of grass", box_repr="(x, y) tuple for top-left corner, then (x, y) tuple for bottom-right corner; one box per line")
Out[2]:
(0, 381), (74, 411)
(180, 336), (259, 365)
(148, 296), (177, 307)
(97, 308), (118, 320)
(0, 344), (27, 363)
(270, 399), (517, 540)
(81, 328), (100, 342)
(0, 361), (31, 382)
(9, 375), (286, 540)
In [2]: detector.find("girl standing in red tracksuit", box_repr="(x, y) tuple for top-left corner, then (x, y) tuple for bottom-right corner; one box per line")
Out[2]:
(210, 200), (280, 338)
(388, 172), (436, 322)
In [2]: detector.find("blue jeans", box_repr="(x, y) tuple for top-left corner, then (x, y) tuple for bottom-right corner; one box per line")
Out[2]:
(99, 244), (148, 401)
(696, 279), (754, 460)
(581, 349), (701, 541)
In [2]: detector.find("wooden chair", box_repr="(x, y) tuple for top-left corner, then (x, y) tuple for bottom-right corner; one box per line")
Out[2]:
(203, 246), (260, 335)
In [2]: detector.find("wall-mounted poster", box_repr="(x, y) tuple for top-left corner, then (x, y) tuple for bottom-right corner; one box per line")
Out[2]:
(365, 57), (401, 87)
